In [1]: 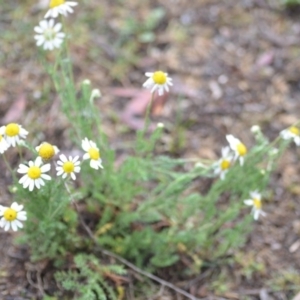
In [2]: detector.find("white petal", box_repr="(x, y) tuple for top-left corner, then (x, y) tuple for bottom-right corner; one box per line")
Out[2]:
(81, 138), (90, 151)
(72, 155), (79, 162)
(22, 177), (32, 189)
(18, 164), (29, 174)
(67, 2), (78, 6)
(37, 178), (45, 186)
(10, 137), (16, 147)
(19, 175), (29, 185)
(239, 156), (244, 166)
(57, 169), (64, 176)
(4, 221), (11, 231)
(250, 191), (261, 200)
(244, 199), (254, 206)
(11, 202), (23, 212)
(34, 26), (44, 34)
(253, 210), (260, 220)
(53, 22), (62, 32)
(59, 154), (67, 162)
(35, 179), (41, 189)
(29, 181), (35, 191)
(220, 171), (226, 180)
(90, 160), (99, 169)
(83, 153), (90, 160)
(74, 166), (80, 172)
(19, 127), (28, 136)
(36, 36), (45, 46)
(17, 212), (27, 221)
(39, 19), (49, 30)
(41, 174), (51, 181)
(11, 221), (18, 231)
(35, 156), (43, 166)
(0, 218), (6, 228)
(294, 136), (300, 146)
(41, 163), (51, 173)
(14, 219), (24, 229)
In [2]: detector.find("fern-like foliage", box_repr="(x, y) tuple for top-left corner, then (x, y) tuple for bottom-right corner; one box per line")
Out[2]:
(55, 254), (126, 300)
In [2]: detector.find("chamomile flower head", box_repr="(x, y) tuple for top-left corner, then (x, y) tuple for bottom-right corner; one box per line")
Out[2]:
(0, 202), (27, 231)
(226, 134), (247, 166)
(81, 138), (103, 170)
(34, 19), (65, 51)
(250, 125), (261, 134)
(45, 0), (78, 18)
(244, 190), (266, 220)
(56, 154), (81, 180)
(280, 126), (300, 146)
(0, 123), (28, 148)
(17, 157), (51, 191)
(143, 71), (173, 96)
(0, 134), (9, 154)
(36, 142), (59, 161)
(214, 146), (234, 180)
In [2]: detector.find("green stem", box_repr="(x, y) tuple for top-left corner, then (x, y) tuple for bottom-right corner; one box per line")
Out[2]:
(17, 145), (23, 161)
(142, 92), (154, 135)
(2, 153), (16, 181)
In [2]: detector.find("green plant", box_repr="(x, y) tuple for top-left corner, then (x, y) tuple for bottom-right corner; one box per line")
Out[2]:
(55, 254), (126, 300)
(1, 2), (300, 299)
(281, 0), (300, 7)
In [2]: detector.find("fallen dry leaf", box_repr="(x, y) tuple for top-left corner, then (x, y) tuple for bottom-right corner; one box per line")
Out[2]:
(2, 93), (26, 124)
(110, 87), (169, 130)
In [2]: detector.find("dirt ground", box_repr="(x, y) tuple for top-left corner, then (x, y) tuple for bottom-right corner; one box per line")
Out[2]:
(1, 0), (300, 299)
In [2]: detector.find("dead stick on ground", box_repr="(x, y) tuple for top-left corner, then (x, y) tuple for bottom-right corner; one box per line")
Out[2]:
(79, 212), (201, 300)
(64, 183), (201, 300)
(64, 181), (202, 300)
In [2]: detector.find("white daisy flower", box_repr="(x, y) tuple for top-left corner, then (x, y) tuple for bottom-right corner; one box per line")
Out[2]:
(213, 146), (234, 180)
(45, 0), (78, 18)
(17, 157), (51, 191)
(280, 126), (300, 146)
(34, 19), (65, 51)
(0, 202), (27, 231)
(81, 138), (103, 170)
(36, 142), (59, 161)
(244, 191), (266, 220)
(226, 134), (247, 166)
(250, 125), (261, 134)
(0, 123), (28, 148)
(143, 71), (173, 96)
(0, 134), (9, 154)
(56, 154), (80, 180)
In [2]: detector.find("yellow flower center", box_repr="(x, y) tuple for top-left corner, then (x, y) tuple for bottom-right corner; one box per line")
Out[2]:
(237, 143), (247, 156)
(289, 126), (299, 136)
(0, 134), (2, 141)
(63, 161), (75, 173)
(152, 71), (167, 85)
(3, 208), (17, 221)
(50, 0), (65, 8)
(28, 166), (42, 179)
(5, 123), (20, 137)
(253, 198), (261, 209)
(220, 159), (231, 170)
(88, 148), (100, 160)
(38, 143), (55, 160)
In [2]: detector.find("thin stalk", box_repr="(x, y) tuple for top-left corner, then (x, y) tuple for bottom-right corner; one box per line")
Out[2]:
(142, 92), (154, 135)
(2, 153), (15, 180)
